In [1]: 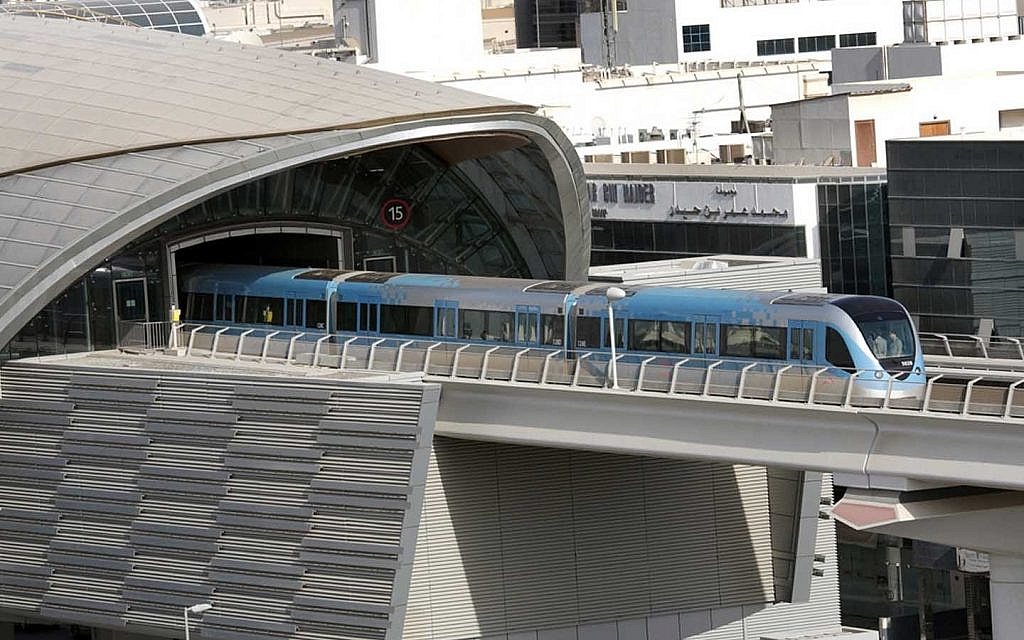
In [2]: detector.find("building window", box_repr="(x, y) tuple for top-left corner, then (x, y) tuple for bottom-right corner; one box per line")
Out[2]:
(756, 38), (795, 56)
(581, 0), (627, 11)
(682, 24), (711, 52)
(797, 34), (835, 52)
(839, 32), (877, 47)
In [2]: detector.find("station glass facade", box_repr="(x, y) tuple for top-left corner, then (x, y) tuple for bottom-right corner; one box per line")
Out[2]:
(2, 141), (569, 360)
(817, 180), (890, 297)
(887, 139), (1024, 335)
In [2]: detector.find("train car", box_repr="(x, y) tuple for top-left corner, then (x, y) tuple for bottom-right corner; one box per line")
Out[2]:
(179, 264), (926, 397)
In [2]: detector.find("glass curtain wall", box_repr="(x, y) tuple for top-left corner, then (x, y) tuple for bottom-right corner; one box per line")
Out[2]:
(817, 181), (890, 296)
(888, 140), (1024, 336)
(591, 220), (806, 266)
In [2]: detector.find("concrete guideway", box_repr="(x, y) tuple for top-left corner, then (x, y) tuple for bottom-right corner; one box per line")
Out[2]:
(125, 322), (1024, 491)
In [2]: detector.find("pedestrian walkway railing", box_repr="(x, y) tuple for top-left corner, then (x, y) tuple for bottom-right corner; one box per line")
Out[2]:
(128, 323), (1024, 420)
(921, 332), (1024, 360)
(117, 321), (174, 351)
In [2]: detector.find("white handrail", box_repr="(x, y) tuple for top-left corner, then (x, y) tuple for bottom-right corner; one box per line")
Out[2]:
(338, 336), (359, 370)
(635, 356), (657, 391)
(450, 343), (472, 378)
(736, 362), (759, 398)
(702, 361), (723, 396)
(807, 367), (829, 404)
(1005, 378), (1024, 419)
(186, 324), (207, 357)
(235, 329), (254, 360)
(771, 365), (793, 402)
(423, 342), (443, 374)
(540, 350), (559, 384)
(394, 340), (415, 372)
(287, 332), (307, 364)
(571, 352), (592, 387)
(961, 376), (985, 416)
(210, 326), (231, 358)
(922, 373), (943, 411)
(480, 346), (502, 380)
(311, 334), (331, 367)
(843, 371), (864, 408)
(367, 338), (387, 370)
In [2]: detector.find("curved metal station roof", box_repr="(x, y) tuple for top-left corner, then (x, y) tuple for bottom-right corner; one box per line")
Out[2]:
(0, 15), (531, 177)
(0, 16), (588, 347)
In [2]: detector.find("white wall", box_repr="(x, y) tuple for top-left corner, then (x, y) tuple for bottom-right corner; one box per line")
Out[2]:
(848, 73), (1024, 166)
(371, 0), (484, 73)
(666, 0), (904, 62)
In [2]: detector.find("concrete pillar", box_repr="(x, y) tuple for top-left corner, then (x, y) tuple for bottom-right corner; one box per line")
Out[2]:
(990, 554), (1024, 640)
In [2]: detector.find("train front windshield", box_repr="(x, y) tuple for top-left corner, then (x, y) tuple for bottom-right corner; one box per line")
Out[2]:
(856, 315), (915, 360)
(832, 297), (917, 370)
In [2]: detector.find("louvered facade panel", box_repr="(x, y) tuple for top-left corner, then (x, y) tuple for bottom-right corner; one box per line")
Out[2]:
(0, 359), (439, 640)
(404, 440), (781, 640)
(644, 460), (721, 613)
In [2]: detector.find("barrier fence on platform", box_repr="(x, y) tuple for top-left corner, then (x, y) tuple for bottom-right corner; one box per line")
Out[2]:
(109, 322), (1024, 420)
(920, 332), (1024, 360)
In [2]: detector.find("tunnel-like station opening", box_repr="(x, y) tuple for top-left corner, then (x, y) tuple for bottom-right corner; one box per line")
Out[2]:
(3, 138), (577, 360)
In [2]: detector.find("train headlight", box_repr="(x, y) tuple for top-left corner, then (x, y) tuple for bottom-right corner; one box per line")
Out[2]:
(914, 367), (921, 374)
(874, 371), (884, 379)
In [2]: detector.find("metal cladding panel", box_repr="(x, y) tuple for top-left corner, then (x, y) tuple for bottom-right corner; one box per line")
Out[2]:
(0, 360), (439, 640)
(403, 439), (778, 640)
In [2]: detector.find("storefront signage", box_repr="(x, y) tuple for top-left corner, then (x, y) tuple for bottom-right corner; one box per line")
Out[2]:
(588, 182), (656, 205)
(668, 206), (790, 222)
(380, 198), (412, 230)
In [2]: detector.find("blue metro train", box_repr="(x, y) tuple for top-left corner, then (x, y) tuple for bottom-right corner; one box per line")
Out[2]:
(180, 264), (926, 392)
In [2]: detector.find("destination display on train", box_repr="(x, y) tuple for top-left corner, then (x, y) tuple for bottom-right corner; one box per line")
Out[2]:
(586, 179), (796, 226)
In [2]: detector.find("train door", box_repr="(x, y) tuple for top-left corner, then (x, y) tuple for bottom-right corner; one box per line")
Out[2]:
(284, 292), (302, 329)
(358, 301), (379, 334)
(434, 300), (458, 339)
(693, 315), (719, 362)
(515, 305), (540, 346)
(787, 320), (816, 365)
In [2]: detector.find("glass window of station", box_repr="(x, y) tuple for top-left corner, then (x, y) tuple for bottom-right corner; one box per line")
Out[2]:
(887, 139), (1024, 336)
(2, 141), (568, 361)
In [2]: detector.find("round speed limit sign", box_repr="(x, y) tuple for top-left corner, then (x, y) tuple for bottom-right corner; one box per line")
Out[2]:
(380, 198), (412, 230)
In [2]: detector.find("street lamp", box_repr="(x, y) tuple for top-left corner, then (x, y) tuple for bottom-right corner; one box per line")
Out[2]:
(184, 603), (212, 640)
(605, 286), (626, 389)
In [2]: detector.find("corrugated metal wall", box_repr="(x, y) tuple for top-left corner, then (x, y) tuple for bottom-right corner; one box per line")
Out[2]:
(0, 360), (439, 640)
(403, 438), (778, 640)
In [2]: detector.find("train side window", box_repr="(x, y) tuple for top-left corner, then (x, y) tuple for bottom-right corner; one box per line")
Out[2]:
(242, 296), (283, 326)
(487, 311), (514, 342)
(541, 314), (564, 346)
(337, 302), (357, 332)
(604, 317), (625, 349)
(461, 309), (486, 339)
(722, 324), (785, 359)
(381, 305), (432, 336)
(306, 300), (327, 330)
(802, 328), (814, 360)
(661, 321), (690, 354)
(789, 330), (800, 360)
(826, 327), (855, 372)
(217, 294), (234, 322)
(187, 293), (214, 321)
(630, 320), (660, 351)
(576, 316), (601, 348)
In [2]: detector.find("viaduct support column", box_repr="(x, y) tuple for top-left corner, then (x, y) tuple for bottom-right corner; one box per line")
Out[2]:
(990, 554), (1024, 640)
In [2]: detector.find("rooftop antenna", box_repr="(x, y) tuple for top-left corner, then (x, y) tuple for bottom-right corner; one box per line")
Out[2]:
(602, 0), (618, 69)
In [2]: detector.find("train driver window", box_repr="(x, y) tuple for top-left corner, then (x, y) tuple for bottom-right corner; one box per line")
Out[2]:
(306, 300), (327, 330)
(541, 314), (564, 346)
(826, 327), (855, 372)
